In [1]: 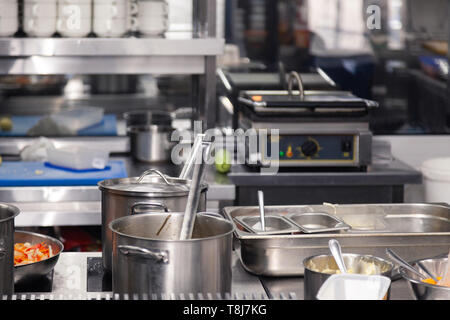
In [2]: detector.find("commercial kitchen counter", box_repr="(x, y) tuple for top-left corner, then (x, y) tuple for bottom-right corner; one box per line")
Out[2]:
(229, 159), (421, 205)
(7, 250), (413, 300)
(3, 155), (421, 227)
(7, 156), (236, 227)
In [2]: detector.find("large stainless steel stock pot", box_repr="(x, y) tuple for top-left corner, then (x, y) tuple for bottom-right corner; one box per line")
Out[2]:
(98, 169), (208, 272)
(109, 211), (234, 297)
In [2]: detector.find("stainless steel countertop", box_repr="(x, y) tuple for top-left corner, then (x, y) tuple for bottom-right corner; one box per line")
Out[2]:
(44, 251), (268, 300)
(6, 156), (235, 227)
(9, 250), (414, 300)
(1, 155), (421, 227)
(228, 159), (422, 187)
(6, 158), (422, 227)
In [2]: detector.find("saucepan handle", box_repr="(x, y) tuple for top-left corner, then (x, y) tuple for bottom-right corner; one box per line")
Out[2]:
(118, 245), (169, 264)
(130, 202), (169, 215)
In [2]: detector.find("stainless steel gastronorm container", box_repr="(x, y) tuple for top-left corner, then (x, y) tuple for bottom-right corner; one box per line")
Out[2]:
(223, 203), (450, 276)
(0, 203), (19, 295)
(98, 171), (207, 272)
(110, 212), (234, 296)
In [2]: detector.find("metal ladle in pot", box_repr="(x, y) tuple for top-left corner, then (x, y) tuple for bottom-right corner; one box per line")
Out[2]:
(178, 134), (207, 180)
(179, 135), (212, 240)
(329, 239), (347, 274)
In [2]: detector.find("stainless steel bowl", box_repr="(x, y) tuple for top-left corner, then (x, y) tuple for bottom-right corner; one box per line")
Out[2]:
(303, 253), (394, 300)
(14, 231), (64, 283)
(400, 257), (450, 300)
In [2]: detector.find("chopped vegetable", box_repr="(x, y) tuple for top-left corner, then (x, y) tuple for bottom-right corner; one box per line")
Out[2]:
(421, 277), (442, 285)
(14, 242), (53, 266)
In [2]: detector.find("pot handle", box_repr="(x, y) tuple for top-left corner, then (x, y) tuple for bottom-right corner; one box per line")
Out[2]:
(137, 169), (173, 185)
(130, 202), (169, 215)
(118, 245), (169, 264)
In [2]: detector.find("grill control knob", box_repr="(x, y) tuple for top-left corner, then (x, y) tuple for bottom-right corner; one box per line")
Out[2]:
(301, 140), (319, 157)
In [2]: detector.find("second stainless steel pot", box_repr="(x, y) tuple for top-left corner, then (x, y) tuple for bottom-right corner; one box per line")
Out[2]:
(98, 170), (208, 272)
(110, 211), (234, 296)
(128, 124), (174, 163)
(125, 110), (175, 163)
(0, 203), (20, 295)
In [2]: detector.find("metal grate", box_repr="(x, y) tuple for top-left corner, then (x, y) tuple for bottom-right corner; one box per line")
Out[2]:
(1, 292), (298, 300)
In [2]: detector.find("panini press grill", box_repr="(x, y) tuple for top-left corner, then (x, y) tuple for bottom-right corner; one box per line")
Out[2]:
(217, 66), (338, 129)
(236, 72), (378, 169)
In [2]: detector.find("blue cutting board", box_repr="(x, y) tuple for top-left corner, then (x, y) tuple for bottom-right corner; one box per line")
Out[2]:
(0, 114), (118, 136)
(0, 160), (128, 186)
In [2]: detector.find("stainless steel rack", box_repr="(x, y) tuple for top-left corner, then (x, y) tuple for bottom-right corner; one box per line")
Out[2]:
(0, 38), (223, 75)
(0, 0), (223, 129)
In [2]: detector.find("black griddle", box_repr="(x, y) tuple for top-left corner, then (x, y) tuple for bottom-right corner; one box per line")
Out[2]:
(238, 90), (378, 120)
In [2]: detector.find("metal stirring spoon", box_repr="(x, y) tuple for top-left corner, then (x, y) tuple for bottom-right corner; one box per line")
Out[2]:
(328, 239), (347, 273)
(386, 248), (429, 280)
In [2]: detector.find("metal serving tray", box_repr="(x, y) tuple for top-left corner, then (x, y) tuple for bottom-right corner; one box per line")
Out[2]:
(223, 203), (450, 276)
(284, 212), (350, 233)
(234, 215), (300, 235)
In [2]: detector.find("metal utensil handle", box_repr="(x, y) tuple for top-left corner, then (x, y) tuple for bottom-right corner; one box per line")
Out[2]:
(257, 190), (265, 232)
(130, 202), (169, 215)
(328, 239), (347, 273)
(287, 71), (304, 100)
(386, 248), (426, 280)
(0, 247), (5, 260)
(137, 169), (172, 185)
(179, 142), (211, 240)
(179, 158), (205, 240)
(417, 261), (439, 283)
(118, 245), (169, 264)
(179, 134), (205, 180)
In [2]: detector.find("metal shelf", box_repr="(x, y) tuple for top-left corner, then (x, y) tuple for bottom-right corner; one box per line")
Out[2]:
(0, 37), (224, 75)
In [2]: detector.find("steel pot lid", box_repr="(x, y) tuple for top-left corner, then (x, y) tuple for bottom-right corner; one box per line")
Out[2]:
(123, 110), (173, 126)
(98, 170), (207, 197)
(127, 124), (173, 133)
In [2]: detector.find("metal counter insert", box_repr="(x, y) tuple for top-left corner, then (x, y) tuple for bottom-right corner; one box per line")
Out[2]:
(284, 212), (350, 233)
(234, 215), (299, 235)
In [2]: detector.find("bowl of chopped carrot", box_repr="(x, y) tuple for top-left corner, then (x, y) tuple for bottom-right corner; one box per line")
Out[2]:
(399, 256), (450, 300)
(14, 230), (64, 283)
